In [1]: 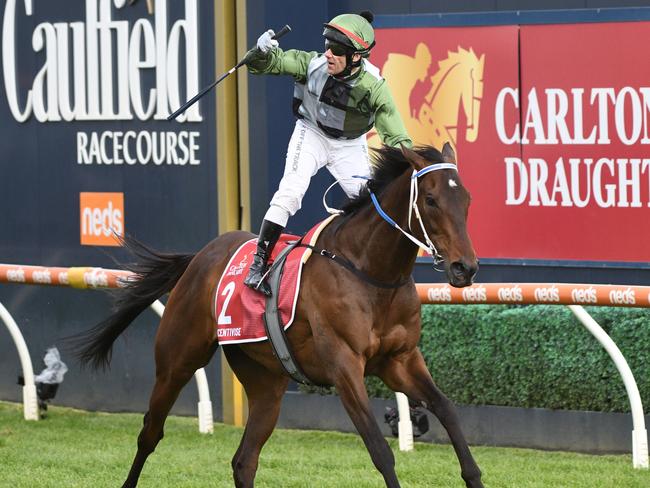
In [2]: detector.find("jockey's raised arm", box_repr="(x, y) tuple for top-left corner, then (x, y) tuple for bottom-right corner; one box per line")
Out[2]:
(242, 11), (412, 296)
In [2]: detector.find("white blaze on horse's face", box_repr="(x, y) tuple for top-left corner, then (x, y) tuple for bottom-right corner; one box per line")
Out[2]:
(449, 179), (458, 188)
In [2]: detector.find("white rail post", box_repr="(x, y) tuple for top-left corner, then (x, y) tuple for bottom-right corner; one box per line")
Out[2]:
(0, 302), (39, 420)
(568, 305), (648, 469)
(149, 300), (214, 434)
(396, 392), (414, 451)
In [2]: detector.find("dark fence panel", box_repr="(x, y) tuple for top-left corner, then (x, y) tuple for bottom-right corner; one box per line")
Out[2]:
(279, 391), (649, 454)
(0, 0), (221, 417)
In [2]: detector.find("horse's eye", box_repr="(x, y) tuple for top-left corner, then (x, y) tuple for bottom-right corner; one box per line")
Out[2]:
(425, 196), (437, 208)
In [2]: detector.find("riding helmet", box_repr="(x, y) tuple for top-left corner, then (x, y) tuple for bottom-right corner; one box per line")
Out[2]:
(323, 11), (376, 58)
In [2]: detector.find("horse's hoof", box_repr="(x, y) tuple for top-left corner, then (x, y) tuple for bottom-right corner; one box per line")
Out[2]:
(465, 478), (484, 488)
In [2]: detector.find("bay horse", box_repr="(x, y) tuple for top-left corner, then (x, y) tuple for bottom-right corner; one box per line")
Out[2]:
(73, 143), (483, 488)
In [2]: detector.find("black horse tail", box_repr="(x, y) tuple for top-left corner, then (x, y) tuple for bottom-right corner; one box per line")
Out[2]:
(70, 236), (195, 370)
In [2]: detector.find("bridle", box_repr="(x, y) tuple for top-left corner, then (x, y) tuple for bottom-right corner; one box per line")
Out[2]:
(323, 162), (458, 270)
(370, 163), (457, 269)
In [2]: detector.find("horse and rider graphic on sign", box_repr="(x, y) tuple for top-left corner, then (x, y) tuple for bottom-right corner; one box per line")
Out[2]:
(368, 42), (485, 158)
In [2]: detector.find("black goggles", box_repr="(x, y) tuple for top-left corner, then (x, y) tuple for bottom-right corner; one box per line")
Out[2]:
(325, 40), (350, 56)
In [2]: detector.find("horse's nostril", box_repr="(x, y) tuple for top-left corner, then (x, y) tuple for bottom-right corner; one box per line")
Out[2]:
(451, 260), (478, 280)
(450, 261), (468, 276)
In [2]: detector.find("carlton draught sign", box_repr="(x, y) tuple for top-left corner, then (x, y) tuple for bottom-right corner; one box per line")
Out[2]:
(371, 22), (650, 263)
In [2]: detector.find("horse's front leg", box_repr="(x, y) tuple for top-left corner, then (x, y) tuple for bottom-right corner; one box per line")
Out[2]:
(378, 349), (483, 488)
(331, 348), (401, 488)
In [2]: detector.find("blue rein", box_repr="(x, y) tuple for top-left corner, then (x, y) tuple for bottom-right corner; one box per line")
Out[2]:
(370, 193), (399, 228)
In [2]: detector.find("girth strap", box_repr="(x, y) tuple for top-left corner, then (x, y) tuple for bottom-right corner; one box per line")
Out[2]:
(262, 236), (410, 386)
(262, 240), (312, 385)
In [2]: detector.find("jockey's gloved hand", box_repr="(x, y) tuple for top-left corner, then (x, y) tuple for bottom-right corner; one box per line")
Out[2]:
(257, 29), (278, 53)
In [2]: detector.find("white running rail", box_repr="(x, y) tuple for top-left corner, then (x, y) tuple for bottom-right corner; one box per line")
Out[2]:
(568, 305), (648, 468)
(397, 297), (648, 469)
(0, 301), (39, 420)
(0, 297), (213, 434)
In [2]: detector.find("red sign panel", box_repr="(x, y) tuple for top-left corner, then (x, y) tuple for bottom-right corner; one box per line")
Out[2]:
(372, 22), (650, 263)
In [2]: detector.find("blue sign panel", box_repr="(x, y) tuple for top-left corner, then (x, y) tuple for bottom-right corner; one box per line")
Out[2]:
(0, 0), (220, 414)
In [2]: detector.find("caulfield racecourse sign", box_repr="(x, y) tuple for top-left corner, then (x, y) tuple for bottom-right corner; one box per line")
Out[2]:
(0, 0), (216, 255)
(2, 0), (202, 166)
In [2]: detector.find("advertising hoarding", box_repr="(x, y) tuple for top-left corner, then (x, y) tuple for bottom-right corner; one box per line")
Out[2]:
(0, 0), (219, 413)
(0, 0), (217, 263)
(371, 22), (650, 264)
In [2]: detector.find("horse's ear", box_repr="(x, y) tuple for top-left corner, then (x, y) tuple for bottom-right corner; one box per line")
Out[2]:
(400, 144), (427, 170)
(442, 142), (456, 164)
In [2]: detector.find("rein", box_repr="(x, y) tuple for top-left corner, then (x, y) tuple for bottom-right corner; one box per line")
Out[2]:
(297, 243), (411, 289)
(318, 160), (458, 281)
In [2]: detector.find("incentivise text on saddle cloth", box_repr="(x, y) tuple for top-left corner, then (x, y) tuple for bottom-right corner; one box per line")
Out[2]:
(243, 11), (413, 296)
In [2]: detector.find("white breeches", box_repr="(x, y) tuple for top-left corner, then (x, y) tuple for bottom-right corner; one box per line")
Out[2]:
(264, 119), (371, 227)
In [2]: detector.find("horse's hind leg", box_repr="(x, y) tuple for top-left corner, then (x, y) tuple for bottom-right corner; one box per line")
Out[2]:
(224, 346), (289, 488)
(122, 366), (197, 487)
(378, 349), (483, 488)
(122, 311), (218, 488)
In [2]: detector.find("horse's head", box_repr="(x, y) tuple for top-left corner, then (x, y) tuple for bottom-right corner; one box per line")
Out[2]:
(401, 143), (478, 287)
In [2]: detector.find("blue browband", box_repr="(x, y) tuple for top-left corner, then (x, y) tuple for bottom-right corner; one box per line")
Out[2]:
(412, 162), (458, 178)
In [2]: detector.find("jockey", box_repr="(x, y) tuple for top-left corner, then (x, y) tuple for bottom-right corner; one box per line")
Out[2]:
(244, 11), (412, 296)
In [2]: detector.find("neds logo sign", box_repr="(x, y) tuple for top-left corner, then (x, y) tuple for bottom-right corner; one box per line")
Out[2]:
(80, 192), (124, 246)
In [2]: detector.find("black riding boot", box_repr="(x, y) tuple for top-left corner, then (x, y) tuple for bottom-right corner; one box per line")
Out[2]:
(244, 220), (284, 296)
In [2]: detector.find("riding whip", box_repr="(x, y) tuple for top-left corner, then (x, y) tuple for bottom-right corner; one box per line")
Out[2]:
(167, 25), (292, 120)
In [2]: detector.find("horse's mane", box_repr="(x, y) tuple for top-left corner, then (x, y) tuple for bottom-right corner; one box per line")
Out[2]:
(341, 145), (445, 216)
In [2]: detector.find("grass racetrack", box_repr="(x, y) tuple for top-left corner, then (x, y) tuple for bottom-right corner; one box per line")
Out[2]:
(1, 401), (648, 487)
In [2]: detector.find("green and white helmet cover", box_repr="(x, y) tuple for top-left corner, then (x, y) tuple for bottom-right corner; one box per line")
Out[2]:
(323, 13), (375, 57)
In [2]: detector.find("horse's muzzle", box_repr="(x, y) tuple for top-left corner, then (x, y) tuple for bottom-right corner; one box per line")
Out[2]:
(448, 259), (478, 288)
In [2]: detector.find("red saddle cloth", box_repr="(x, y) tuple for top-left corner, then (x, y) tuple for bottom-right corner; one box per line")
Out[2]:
(214, 218), (333, 345)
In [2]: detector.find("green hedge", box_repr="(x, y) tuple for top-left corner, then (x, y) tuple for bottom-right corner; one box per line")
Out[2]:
(305, 305), (650, 413)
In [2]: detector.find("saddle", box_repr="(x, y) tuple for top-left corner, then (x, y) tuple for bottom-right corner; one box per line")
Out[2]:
(214, 216), (337, 384)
